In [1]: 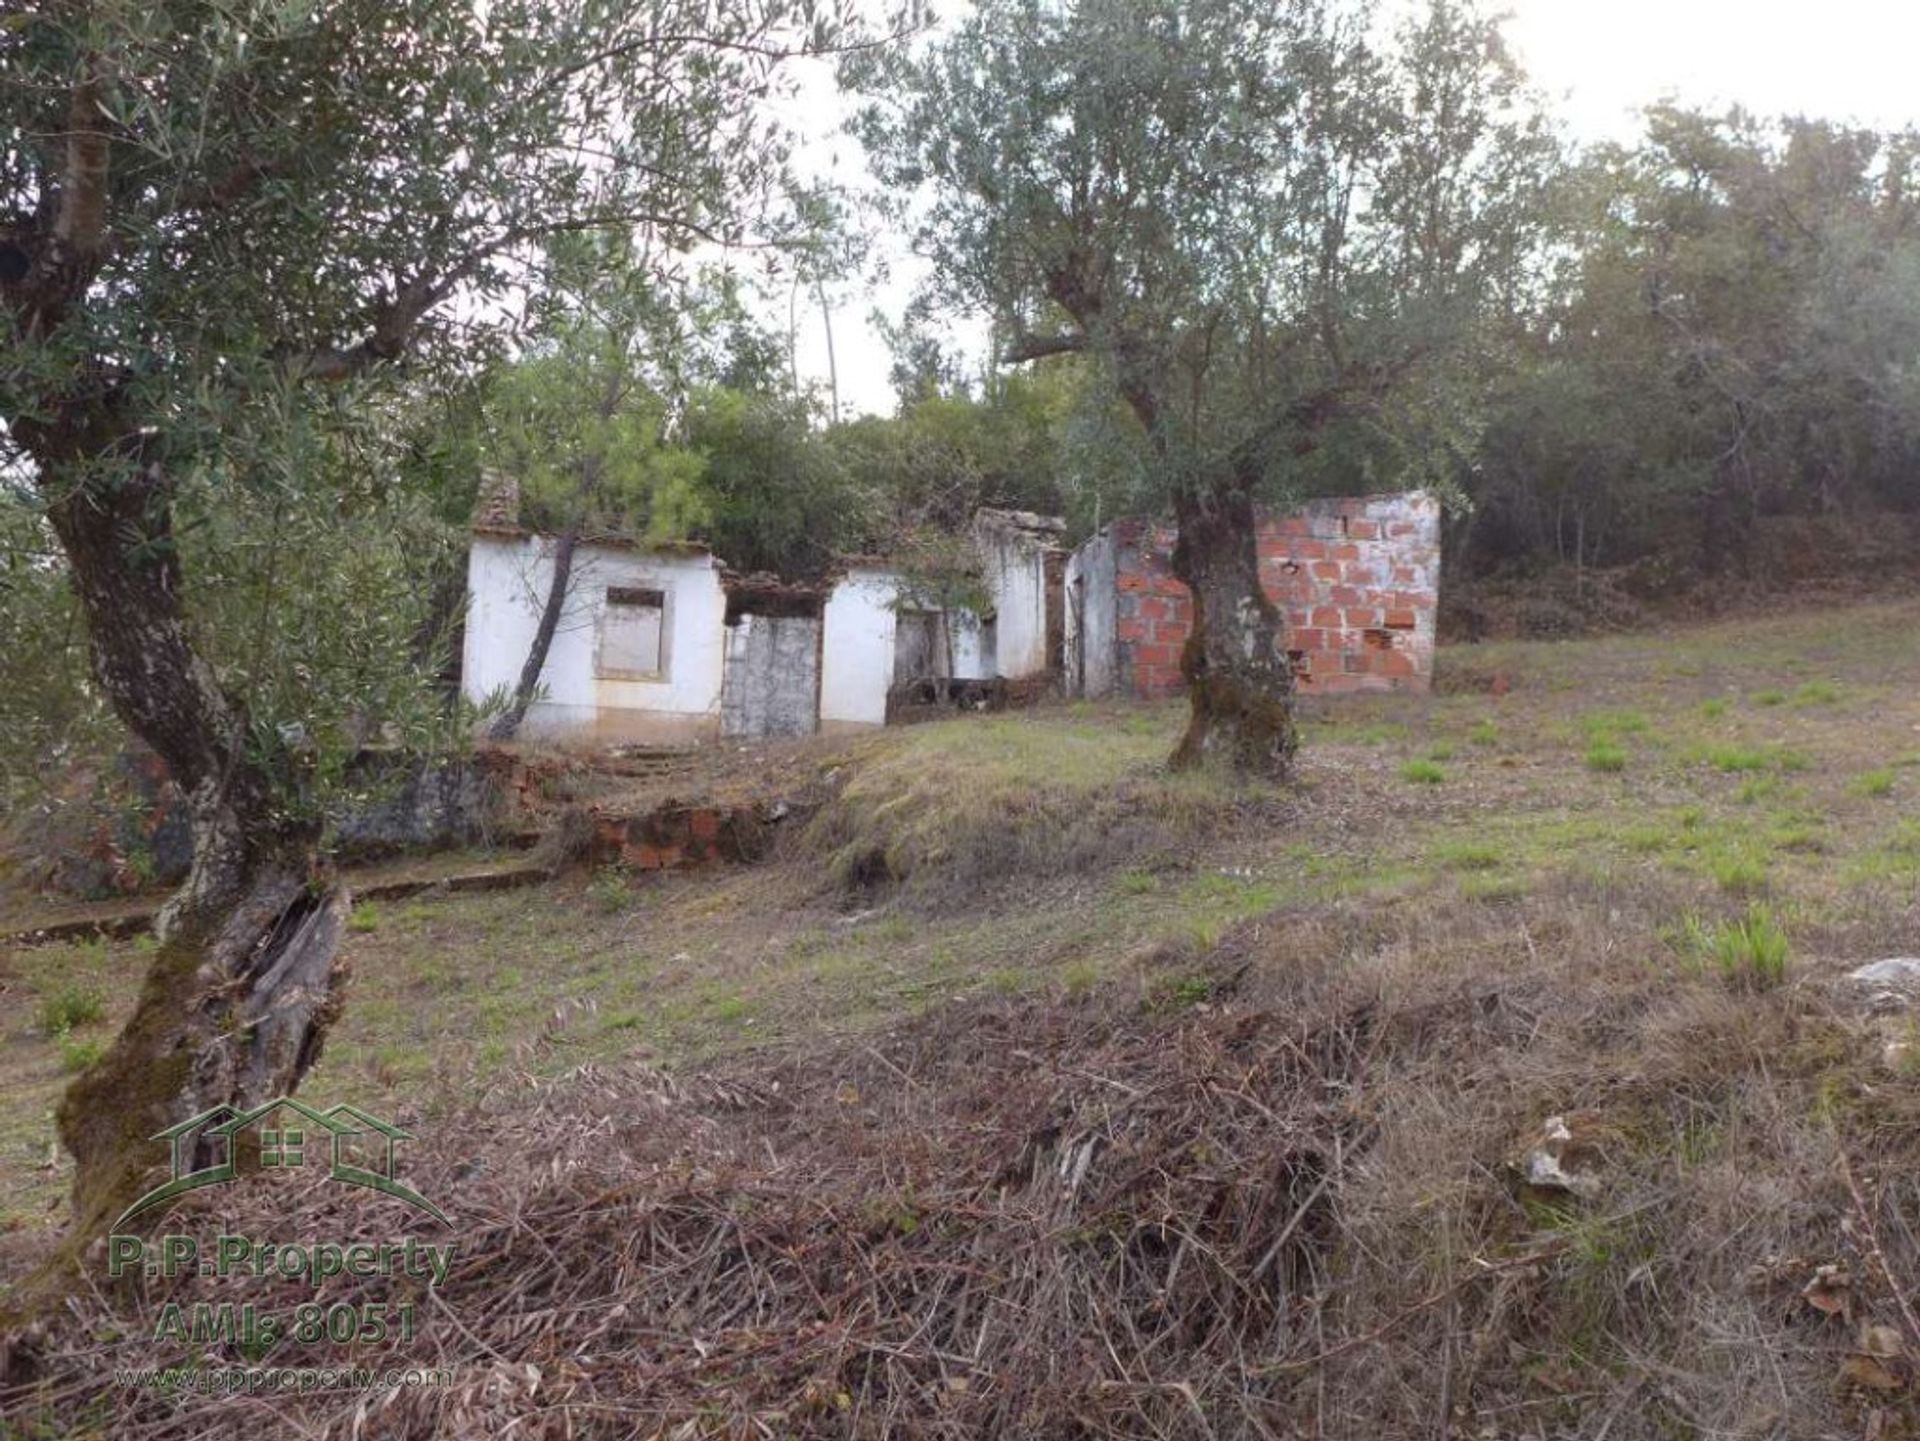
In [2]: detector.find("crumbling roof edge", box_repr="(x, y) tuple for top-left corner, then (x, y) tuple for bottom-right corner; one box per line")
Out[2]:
(1076, 487), (1440, 546)
(470, 522), (719, 562)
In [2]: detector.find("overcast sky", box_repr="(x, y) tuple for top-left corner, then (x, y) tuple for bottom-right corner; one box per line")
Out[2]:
(783, 0), (1920, 418)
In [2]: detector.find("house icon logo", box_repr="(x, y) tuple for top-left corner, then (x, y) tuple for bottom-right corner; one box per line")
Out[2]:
(116, 1097), (450, 1227)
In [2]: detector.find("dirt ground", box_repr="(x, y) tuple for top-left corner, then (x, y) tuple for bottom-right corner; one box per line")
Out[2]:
(7, 598), (1920, 1437)
(5, 598), (1917, 1231)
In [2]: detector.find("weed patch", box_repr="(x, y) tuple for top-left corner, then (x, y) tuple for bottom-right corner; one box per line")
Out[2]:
(1433, 840), (1503, 871)
(1851, 768), (1895, 799)
(1584, 740), (1628, 773)
(805, 714), (1242, 909)
(1677, 906), (1789, 989)
(38, 985), (105, 1036)
(1790, 680), (1841, 707)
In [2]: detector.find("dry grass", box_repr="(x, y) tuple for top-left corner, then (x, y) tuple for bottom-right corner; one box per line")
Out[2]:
(7, 878), (1919, 1438)
(799, 706), (1279, 908)
(8, 598), (1920, 1436)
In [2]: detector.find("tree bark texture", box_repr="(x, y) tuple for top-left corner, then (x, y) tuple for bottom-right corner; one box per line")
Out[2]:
(1103, 345), (1301, 780)
(1167, 481), (1301, 778)
(35, 452), (349, 1236)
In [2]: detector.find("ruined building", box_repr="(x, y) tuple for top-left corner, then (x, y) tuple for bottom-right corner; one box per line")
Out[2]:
(459, 482), (1440, 744)
(1065, 491), (1441, 698)
(460, 480), (1067, 743)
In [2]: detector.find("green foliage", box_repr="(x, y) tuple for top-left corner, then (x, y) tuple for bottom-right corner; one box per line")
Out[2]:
(57, 1034), (108, 1074)
(1433, 840), (1503, 871)
(1790, 681), (1842, 707)
(1582, 709), (1651, 737)
(1584, 741), (1628, 772)
(488, 348), (709, 547)
(688, 387), (871, 576)
(0, 0), (858, 812)
(851, 0), (1556, 518)
(1710, 853), (1770, 895)
(1400, 759), (1447, 785)
(1464, 108), (1920, 577)
(1852, 769), (1896, 799)
(588, 867), (633, 915)
(0, 502), (119, 801)
(1701, 745), (1772, 774)
(1680, 907), (1790, 989)
(1147, 973), (1216, 1013)
(40, 987), (106, 1037)
(825, 369), (1097, 537)
(172, 422), (479, 804)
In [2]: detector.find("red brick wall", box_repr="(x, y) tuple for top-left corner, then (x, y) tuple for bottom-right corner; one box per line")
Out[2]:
(1104, 491), (1441, 698)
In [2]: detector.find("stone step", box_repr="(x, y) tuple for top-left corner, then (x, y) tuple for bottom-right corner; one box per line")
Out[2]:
(0, 856), (549, 950)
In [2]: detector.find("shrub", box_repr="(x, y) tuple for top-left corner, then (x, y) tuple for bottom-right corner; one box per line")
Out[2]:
(1399, 759), (1446, 785)
(39, 986), (105, 1036)
(57, 1033), (106, 1073)
(588, 865), (632, 914)
(1790, 680), (1841, 707)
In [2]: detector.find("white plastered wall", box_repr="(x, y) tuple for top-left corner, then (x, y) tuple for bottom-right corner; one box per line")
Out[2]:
(462, 533), (727, 743)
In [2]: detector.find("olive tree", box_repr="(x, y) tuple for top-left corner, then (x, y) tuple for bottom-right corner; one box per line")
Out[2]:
(853, 0), (1553, 773)
(0, 0), (859, 1231)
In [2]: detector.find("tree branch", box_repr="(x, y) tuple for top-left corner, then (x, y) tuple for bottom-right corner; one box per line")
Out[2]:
(52, 71), (110, 261)
(1228, 352), (1425, 487)
(9, 65), (114, 336)
(283, 208), (739, 383)
(529, 25), (916, 105)
(1002, 331), (1087, 363)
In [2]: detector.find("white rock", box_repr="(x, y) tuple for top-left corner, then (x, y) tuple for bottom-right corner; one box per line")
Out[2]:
(1845, 959), (1920, 1013)
(1848, 959), (1920, 988)
(1520, 1114), (1603, 1198)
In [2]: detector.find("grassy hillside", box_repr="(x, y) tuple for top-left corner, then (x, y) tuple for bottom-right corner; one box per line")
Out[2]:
(5, 598), (1920, 1436)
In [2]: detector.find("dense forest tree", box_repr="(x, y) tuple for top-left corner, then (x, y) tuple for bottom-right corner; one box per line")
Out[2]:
(853, 0), (1555, 773)
(0, 0), (859, 1234)
(1461, 108), (1920, 589)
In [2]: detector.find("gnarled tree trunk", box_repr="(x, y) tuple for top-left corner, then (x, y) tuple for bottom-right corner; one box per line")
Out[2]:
(37, 449), (349, 1238)
(1167, 480), (1300, 778)
(1101, 344), (1301, 781)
